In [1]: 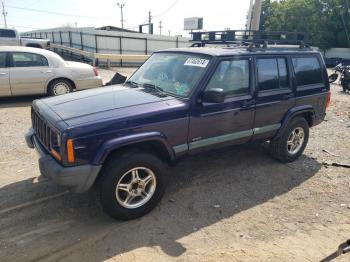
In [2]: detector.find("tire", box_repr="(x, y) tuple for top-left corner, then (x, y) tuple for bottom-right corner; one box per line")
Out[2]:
(269, 117), (309, 163)
(48, 79), (73, 96)
(98, 151), (167, 220)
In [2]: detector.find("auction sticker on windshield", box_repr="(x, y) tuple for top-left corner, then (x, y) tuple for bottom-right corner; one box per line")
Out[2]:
(184, 57), (209, 68)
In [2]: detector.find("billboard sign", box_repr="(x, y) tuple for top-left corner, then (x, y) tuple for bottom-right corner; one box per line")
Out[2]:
(184, 17), (203, 30)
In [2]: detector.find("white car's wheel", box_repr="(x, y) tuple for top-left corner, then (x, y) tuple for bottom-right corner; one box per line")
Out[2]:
(48, 79), (73, 96)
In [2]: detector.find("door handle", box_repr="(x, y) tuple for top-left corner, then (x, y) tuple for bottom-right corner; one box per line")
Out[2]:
(0, 72), (7, 76)
(241, 99), (255, 108)
(41, 70), (53, 74)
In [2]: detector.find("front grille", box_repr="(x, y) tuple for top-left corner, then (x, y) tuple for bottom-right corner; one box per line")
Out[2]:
(31, 107), (54, 151)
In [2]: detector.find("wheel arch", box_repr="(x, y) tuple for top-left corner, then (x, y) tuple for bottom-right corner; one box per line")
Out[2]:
(25, 43), (42, 48)
(93, 132), (176, 166)
(275, 106), (315, 139)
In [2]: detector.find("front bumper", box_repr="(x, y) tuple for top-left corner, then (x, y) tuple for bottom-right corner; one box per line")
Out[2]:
(25, 128), (101, 193)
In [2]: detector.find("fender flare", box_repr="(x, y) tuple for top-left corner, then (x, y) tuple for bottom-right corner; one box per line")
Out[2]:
(92, 132), (176, 165)
(274, 105), (315, 139)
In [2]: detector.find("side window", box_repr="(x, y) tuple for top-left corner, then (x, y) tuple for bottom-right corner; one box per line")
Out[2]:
(12, 52), (48, 67)
(206, 59), (250, 96)
(0, 53), (7, 68)
(292, 56), (323, 86)
(257, 57), (289, 91)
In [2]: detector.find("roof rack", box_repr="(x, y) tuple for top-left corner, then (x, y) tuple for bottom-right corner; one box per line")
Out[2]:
(190, 30), (311, 49)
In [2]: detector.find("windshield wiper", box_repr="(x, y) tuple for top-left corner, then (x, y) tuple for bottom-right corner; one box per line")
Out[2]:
(142, 83), (164, 92)
(142, 83), (169, 95)
(124, 80), (140, 88)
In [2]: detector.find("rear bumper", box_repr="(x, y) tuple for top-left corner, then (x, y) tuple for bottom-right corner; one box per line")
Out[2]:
(25, 128), (101, 193)
(75, 77), (103, 90)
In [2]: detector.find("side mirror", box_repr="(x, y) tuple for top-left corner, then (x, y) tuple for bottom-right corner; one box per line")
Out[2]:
(202, 88), (225, 103)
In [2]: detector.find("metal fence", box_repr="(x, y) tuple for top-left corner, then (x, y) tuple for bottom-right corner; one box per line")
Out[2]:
(22, 27), (190, 66)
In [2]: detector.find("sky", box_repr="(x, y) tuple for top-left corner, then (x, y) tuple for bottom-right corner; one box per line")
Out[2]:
(1, 0), (251, 36)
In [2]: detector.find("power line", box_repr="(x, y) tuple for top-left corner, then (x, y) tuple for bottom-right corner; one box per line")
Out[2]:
(0, 23), (40, 29)
(6, 4), (103, 19)
(153, 0), (179, 18)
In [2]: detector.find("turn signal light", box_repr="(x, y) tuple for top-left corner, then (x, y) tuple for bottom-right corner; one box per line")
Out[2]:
(67, 139), (75, 163)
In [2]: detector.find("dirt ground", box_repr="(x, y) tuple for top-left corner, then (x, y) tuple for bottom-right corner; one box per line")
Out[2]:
(0, 70), (349, 262)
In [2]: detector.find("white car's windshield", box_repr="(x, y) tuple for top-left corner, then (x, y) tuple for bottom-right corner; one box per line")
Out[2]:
(127, 52), (210, 97)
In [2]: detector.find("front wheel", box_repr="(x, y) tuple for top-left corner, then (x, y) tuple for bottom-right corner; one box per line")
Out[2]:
(98, 151), (167, 220)
(270, 117), (309, 163)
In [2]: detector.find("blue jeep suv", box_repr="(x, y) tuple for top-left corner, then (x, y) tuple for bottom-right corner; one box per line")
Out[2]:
(26, 46), (330, 220)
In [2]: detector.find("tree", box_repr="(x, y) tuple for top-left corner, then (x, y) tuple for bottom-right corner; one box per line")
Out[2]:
(260, 0), (350, 50)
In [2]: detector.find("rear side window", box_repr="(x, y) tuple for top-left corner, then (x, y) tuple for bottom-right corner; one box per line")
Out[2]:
(206, 59), (250, 96)
(12, 52), (48, 67)
(257, 57), (289, 91)
(292, 56), (323, 86)
(0, 29), (16, 38)
(0, 53), (6, 68)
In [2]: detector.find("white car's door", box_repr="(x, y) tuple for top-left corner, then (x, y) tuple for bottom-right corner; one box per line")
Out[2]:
(0, 52), (11, 96)
(9, 52), (53, 96)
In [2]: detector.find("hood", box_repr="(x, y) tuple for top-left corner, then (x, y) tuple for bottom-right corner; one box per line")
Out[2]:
(40, 85), (186, 127)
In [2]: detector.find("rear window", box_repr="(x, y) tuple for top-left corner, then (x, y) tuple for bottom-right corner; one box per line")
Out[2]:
(292, 56), (323, 86)
(0, 53), (6, 68)
(0, 29), (16, 38)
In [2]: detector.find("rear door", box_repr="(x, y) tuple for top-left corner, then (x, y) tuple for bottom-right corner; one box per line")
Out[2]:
(9, 52), (52, 95)
(253, 56), (295, 140)
(0, 52), (11, 96)
(291, 55), (329, 112)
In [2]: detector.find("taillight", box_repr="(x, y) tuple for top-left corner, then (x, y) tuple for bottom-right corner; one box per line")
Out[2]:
(93, 67), (99, 76)
(326, 92), (331, 109)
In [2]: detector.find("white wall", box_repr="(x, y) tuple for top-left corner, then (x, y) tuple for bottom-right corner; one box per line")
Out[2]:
(324, 48), (350, 59)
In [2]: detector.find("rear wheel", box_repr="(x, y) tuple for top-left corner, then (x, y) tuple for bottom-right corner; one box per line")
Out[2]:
(98, 151), (167, 220)
(270, 117), (309, 163)
(48, 79), (73, 96)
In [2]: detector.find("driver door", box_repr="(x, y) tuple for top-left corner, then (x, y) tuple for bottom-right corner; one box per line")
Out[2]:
(188, 57), (255, 153)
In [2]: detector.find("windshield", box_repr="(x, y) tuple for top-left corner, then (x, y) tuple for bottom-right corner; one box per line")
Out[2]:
(128, 52), (210, 97)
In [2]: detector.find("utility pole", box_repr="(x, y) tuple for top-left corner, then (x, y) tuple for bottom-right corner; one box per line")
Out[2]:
(168, 29), (171, 36)
(117, 2), (125, 29)
(159, 21), (162, 35)
(1, 1), (7, 28)
(251, 0), (262, 31)
(246, 0), (254, 30)
(148, 11), (152, 34)
(246, 0), (262, 30)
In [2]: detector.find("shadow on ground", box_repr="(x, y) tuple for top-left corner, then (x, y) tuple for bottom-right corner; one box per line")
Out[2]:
(0, 95), (45, 109)
(0, 145), (321, 261)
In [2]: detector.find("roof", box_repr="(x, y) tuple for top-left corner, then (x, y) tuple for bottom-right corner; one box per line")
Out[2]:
(95, 26), (139, 33)
(158, 46), (320, 57)
(0, 46), (56, 56)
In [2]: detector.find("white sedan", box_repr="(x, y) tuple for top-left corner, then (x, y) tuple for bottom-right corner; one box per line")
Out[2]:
(0, 46), (103, 97)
